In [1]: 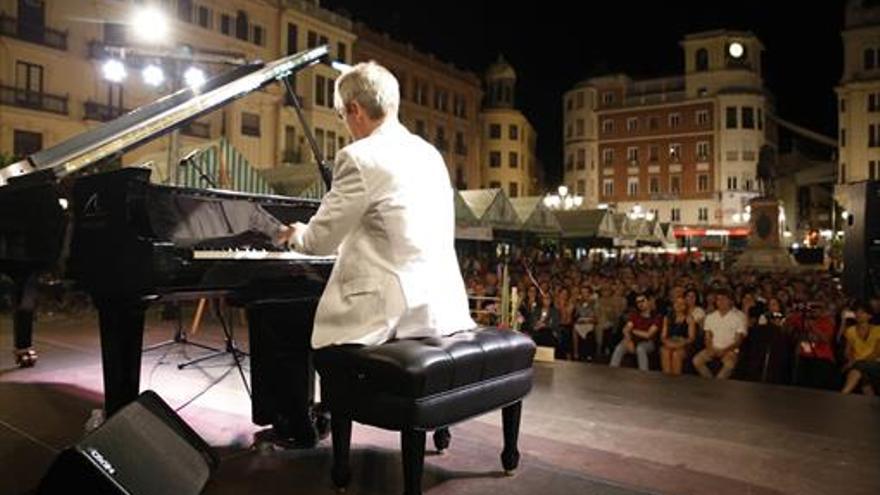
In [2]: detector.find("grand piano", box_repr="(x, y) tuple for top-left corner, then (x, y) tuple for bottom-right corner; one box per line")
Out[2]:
(0, 46), (335, 442)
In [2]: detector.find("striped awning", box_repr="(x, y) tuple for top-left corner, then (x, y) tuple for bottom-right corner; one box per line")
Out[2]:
(175, 138), (275, 194)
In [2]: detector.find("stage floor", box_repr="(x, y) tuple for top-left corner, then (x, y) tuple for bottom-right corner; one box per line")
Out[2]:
(1, 309), (878, 495)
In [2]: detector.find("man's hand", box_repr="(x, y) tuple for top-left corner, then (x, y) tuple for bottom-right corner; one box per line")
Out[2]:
(276, 222), (307, 249)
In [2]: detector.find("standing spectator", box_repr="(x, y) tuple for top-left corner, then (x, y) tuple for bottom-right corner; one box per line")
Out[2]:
(610, 293), (661, 371)
(660, 296), (696, 375)
(841, 302), (880, 394)
(693, 289), (747, 380)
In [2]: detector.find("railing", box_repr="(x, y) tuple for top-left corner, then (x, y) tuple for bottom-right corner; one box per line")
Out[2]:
(0, 85), (68, 115)
(0, 14), (67, 50)
(181, 121), (211, 138)
(84, 101), (129, 122)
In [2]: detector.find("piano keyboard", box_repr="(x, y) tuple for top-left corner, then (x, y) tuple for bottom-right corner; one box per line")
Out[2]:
(192, 250), (336, 262)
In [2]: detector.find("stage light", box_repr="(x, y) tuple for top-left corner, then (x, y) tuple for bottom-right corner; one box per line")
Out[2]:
(183, 66), (206, 89)
(728, 42), (744, 59)
(102, 59), (127, 83)
(132, 7), (169, 44)
(142, 64), (164, 86)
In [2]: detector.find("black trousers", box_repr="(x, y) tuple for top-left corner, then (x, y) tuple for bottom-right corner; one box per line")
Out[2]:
(796, 357), (839, 391)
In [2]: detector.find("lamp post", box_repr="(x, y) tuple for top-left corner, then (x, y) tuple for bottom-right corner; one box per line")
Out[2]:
(543, 185), (583, 210)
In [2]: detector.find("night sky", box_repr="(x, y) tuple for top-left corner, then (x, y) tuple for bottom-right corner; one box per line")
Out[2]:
(321, 0), (846, 186)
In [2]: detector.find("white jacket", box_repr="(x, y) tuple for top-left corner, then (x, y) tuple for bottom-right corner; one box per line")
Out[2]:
(296, 120), (476, 348)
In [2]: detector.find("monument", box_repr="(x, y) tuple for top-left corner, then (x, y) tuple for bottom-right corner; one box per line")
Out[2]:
(732, 145), (800, 270)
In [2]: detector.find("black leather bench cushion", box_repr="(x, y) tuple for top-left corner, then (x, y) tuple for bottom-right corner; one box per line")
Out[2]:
(315, 328), (535, 400)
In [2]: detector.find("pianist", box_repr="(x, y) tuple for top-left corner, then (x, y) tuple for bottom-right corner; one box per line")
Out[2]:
(280, 61), (475, 348)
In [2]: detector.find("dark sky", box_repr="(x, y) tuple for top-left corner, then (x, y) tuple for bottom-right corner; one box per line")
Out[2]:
(321, 0), (846, 185)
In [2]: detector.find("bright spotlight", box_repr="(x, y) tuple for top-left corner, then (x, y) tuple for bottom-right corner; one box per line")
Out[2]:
(183, 66), (206, 89)
(131, 7), (169, 44)
(728, 42), (744, 59)
(142, 64), (164, 86)
(102, 59), (127, 83)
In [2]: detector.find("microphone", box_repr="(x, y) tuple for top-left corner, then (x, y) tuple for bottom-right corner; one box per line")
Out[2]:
(178, 147), (216, 188)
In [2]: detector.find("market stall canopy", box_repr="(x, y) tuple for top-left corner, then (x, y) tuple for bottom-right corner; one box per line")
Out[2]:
(509, 196), (561, 234)
(458, 188), (521, 230)
(554, 209), (616, 239)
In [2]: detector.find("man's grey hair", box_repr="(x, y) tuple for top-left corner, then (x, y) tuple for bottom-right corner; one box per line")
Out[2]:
(334, 61), (399, 120)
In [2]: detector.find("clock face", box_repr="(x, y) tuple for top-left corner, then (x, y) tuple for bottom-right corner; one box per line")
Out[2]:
(756, 212), (772, 239)
(728, 42), (745, 59)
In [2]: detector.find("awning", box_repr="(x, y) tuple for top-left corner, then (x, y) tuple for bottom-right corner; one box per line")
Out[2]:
(458, 188), (520, 230)
(509, 196), (561, 234)
(554, 209), (615, 239)
(175, 138), (275, 194)
(673, 227), (750, 237)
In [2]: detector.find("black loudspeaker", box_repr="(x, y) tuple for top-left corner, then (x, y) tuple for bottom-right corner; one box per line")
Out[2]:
(38, 390), (219, 495)
(841, 181), (880, 300)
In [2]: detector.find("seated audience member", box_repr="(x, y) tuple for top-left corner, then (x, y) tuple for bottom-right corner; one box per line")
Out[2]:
(660, 296), (696, 375)
(793, 301), (838, 390)
(685, 288), (706, 329)
(556, 287), (576, 359)
(841, 302), (880, 395)
(518, 285), (540, 332)
(693, 288), (747, 380)
(528, 292), (561, 350)
(744, 297), (792, 384)
(610, 293), (661, 371)
(572, 285), (598, 360)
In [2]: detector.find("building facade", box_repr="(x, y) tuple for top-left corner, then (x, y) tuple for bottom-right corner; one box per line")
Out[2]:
(0, 0), (352, 192)
(837, 0), (880, 186)
(351, 22), (483, 190)
(563, 30), (776, 236)
(481, 56), (538, 197)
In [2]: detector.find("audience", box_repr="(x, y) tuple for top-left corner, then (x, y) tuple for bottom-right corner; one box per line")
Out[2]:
(693, 289), (747, 380)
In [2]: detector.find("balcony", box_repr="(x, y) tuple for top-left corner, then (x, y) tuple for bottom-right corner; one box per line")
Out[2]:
(84, 101), (129, 122)
(0, 14), (67, 51)
(181, 121), (211, 139)
(0, 85), (68, 115)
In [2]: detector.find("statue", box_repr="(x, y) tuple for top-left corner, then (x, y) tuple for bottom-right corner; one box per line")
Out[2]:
(756, 144), (776, 198)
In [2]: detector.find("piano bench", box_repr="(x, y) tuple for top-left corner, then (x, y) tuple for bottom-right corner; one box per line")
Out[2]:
(314, 328), (536, 495)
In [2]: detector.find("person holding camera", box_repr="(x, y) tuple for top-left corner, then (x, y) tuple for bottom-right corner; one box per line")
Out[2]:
(792, 301), (838, 390)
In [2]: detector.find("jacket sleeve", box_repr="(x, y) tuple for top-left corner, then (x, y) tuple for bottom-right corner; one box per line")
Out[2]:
(297, 149), (368, 255)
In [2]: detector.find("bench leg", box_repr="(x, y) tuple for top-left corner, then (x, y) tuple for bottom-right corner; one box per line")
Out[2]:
(433, 428), (451, 452)
(501, 401), (522, 474)
(330, 414), (352, 490)
(401, 429), (426, 495)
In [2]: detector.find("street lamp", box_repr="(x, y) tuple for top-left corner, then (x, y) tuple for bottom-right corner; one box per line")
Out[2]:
(102, 59), (127, 83)
(142, 64), (165, 86)
(131, 7), (169, 44)
(543, 185), (583, 210)
(627, 204), (655, 221)
(183, 66), (206, 89)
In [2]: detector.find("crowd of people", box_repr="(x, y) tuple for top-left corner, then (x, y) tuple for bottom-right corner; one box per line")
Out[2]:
(461, 248), (880, 395)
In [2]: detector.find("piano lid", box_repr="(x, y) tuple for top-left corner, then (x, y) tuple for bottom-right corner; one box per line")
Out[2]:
(0, 45), (329, 187)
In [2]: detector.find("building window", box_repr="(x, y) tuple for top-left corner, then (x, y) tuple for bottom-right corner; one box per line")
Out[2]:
(435, 126), (448, 151)
(220, 14), (232, 35)
(669, 143), (682, 161)
(509, 152), (518, 168)
(252, 25), (264, 46)
(455, 131), (466, 155)
(870, 124), (880, 147)
(489, 123), (501, 139)
(648, 116), (659, 130)
(649, 176), (660, 194)
(726, 106), (738, 128)
(577, 180), (586, 195)
(415, 120), (426, 138)
(456, 166), (466, 189)
(566, 154), (574, 171)
(840, 98), (846, 113)
(576, 118), (584, 136)
(15, 61), (43, 93)
(840, 163), (846, 183)
(742, 107), (755, 129)
(695, 48), (709, 72)
(840, 128), (846, 147)
(286, 23), (298, 54)
(489, 151), (501, 168)
(241, 112), (260, 136)
(871, 161), (879, 181)
(649, 145), (659, 162)
(698, 207), (709, 222)
(337, 42), (347, 63)
(602, 148), (614, 165)
(603, 179), (614, 196)
(13, 130), (42, 158)
(576, 91), (585, 108)
(627, 117), (638, 132)
(865, 48), (876, 70)
(671, 208), (681, 222)
(602, 91), (614, 104)
(602, 119), (613, 134)
(669, 113), (681, 128)
(576, 149), (586, 170)
(627, 177), (639, 196)
(489, 181), (502, 189)
(315, 75), (327, 106)
(178, 0), (193, 22)
(871, 94), (879, 112)
(758, 108), (763, 130)
(627, 146), (639, 164)
(434, 88), (448, 112)
(670, 175), (681, 194)
(509, 182), (519, 198)
(698, 174), (709, 192)
(197, 6), (212, 29)
(697, 141), (710, 160)
(727, 176), (738, 190)
(566, 97), (573, 111)
(696, 109), (710, 126)
(235, 11), (249, 41)
(566, 124), (573, 138)
(509, 125), (519, 140)
(327, 130), (337, 159)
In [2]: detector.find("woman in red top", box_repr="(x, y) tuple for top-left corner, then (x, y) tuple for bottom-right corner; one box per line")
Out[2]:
(793, 301), (838, 390)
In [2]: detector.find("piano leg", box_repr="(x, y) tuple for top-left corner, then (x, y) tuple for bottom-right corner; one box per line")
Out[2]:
(96, 299), (147, 416)
(12, 274), (38, 368)
(247, 300), (317, 446)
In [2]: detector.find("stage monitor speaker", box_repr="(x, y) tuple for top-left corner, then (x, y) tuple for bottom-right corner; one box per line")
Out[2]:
(38, 390), (219, 495)
(841, 180), (880, 300)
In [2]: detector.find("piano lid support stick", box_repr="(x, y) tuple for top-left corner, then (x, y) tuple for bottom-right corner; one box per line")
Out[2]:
(281, 77), (332, 191)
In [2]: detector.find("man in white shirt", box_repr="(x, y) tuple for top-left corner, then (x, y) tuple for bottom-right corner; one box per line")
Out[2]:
(282, 61), (476, 349)
(693, 288), (747, 379)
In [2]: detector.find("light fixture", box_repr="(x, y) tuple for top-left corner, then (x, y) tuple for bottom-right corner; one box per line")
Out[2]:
(558, 185), (568, 197)
(102, 59), (127, 83)
(131, 7), (169, 44)
(841, 210), (850, 220)
(728, 41), (744, 59)
(183, 66), (206, 88)
(142, 64), (165, 86)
